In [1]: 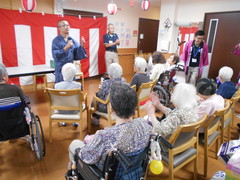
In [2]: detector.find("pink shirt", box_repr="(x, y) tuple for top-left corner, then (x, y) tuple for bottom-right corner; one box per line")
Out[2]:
(197, 94), (224, 133)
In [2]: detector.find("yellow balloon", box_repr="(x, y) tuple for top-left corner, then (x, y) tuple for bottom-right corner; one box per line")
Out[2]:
(149, 160), (164, 175)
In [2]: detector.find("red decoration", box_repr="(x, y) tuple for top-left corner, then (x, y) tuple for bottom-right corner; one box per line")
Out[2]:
(141, 0), (150, 11)
(130, 0), (135, 7)
(21, 0), (37, 12)
(107, 2), (117, 15)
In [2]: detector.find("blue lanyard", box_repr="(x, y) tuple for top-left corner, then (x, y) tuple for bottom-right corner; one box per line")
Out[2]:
(193, 46), (201, 58)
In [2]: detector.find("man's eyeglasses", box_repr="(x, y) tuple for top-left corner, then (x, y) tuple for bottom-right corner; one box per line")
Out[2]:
(59, 24), (70, 28)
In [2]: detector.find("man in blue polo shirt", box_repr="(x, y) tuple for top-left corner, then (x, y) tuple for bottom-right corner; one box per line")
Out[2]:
(103, 23), (120, 71)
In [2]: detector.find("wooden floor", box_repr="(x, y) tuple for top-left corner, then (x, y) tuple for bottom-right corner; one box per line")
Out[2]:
(0, 75), (240, 180)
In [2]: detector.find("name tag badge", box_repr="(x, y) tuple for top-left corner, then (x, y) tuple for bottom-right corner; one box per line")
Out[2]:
(109, 40), (113, 44)
(192, 58), (197, 63)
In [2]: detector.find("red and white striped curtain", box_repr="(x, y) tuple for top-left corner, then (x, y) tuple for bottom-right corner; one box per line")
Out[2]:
(178, 27), (198, 56)
(0, 8), (107, 85)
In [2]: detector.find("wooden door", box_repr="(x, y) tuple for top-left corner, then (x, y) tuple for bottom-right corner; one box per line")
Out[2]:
(137, 18), (159, 53)
(204, 11), (240, 80)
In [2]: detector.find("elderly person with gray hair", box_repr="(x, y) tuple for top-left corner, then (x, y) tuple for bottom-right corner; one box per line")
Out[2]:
(130, 57), (150, 91)
(55, 63), (82, 90)
(0, 63), (28, 104)
(216, 66), (237, 99)
(145, 83), (199, 139)
(66, 82), (152, 179)
(91, 63), (126, 125)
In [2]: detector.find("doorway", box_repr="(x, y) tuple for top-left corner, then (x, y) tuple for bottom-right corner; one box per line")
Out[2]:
(204, 11), (240, 80)
(137, 18), (159, 53)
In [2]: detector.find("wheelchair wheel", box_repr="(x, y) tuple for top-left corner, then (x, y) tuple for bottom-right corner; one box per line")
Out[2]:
(30, 112), (46, 160)
(153, 85), (170, 106)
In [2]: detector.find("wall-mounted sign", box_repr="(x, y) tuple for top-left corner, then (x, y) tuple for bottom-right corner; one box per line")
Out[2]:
(140, 33), (144, 39)
(133, 30), (138, 37)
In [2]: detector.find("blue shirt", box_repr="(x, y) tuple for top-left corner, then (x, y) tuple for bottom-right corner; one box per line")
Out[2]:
(103, 33), (119, 52)
(216, 81), (237, 99)
(52, 35), (87, 83)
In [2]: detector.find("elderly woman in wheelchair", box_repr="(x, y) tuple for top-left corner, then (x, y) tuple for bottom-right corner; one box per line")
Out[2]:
(66, 82), (153, 180)
(0, 63), (45, 160)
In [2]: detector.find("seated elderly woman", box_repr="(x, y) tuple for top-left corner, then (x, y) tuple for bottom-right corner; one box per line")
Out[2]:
(54, 63), (82, 127)
(196, 78), (225, 133)
(130, 57), (150, 91)
(166, 54), (180, 70)
(67, 82), (152, 176)
(149, 51), (167, 81)
(145, 83), (199, 139)
(216, 66), (237, 99)
(54, 63), (82, 90)
(91, 63), (126, 125)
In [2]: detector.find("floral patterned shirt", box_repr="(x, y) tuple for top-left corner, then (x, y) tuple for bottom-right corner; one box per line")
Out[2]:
(153, 108), (199, 139)
(78, 118), (152, 170)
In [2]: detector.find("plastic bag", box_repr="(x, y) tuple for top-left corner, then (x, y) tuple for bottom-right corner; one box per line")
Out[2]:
(217, 139), (240, 164)
(226, 149), (240, 180)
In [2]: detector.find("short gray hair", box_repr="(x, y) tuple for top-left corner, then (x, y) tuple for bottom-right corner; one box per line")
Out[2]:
(108, 63), (123, 79)
(218, 66), (233, 82)
(108, 23), (114, 28)
(0, 63), (8, 82)
(171, 83), (198, 110)
(61, 63), (77, 81)
(134, 57), (147, 72)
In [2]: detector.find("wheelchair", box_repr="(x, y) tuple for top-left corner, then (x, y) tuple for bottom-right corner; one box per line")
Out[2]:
(68, 135), (172, 180)
(0, 97), (46, 160)
(153, 64), (184, 107)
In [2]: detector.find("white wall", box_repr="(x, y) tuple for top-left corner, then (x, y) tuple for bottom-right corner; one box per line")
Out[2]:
(158, 0), (240, 53)
(54, 0), (160, 49)
(176, 0), (240, 24)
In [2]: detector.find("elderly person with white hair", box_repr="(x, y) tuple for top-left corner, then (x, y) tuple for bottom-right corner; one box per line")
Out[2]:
(91, 63), (126, 125)
(145, 83), (199, 139)
(55, 63), (81, 90)
(216, 66), (237, 99)
(130, 57), (150, 91)
(55, 63), (82, 127)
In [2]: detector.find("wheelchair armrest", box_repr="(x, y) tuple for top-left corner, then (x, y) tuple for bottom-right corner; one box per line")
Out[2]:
(158, 136), (173, 149)
(74, 148), (104, 180)
(115, 150), (133, 172)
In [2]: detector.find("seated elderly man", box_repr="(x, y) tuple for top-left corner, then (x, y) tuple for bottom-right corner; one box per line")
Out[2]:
(145, 83), (199, 139)
(0, 63), (28, 104)
(67, 82), (152, 175)
(130, 57), (150, 91)
(91, 63), (126, 125)
(216, 66), (237, 99)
